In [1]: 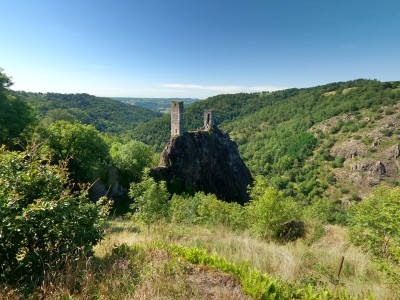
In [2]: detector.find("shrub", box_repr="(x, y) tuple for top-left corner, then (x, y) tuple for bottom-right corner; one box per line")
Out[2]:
(332, 156), (345, 168)
(0, 147), (110, 285)
(129, 171), (170, 226)
(246, 177), (302, 241)
(349, 185), (400, 259)
(169, 193), (201, 224)
(197, 192), (245, 230)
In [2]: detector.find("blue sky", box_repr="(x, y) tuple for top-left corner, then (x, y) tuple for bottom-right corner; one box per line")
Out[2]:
(1, 0), (399, 98)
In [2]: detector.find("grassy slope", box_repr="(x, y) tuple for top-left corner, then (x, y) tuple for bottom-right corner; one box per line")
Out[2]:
(4, 219), (391, 299)
(14, 91), (162, 134)
(95, 220), (391, 299)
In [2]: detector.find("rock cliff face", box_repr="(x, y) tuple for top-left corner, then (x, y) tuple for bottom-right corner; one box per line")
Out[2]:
(151, 126), (253, 204)
(310, 102), (400, 200)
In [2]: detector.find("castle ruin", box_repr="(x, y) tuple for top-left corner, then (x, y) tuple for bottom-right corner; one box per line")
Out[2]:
(171, 101), (184, 137)
(170, 101), (215, 137)
(203, 109), (215, 129)
(155, 101), (252, 204)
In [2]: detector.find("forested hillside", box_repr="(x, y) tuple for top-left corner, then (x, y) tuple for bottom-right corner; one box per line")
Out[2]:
(15, 91), (161, 133)
(131, 79), (400, 203)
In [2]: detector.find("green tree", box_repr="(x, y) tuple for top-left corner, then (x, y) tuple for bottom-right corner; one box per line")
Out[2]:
(197, 192), (245, 229)
(350, 185), (400, 259)
(43, 121), (110, 182)
(0, 147), (110, 284)
(0, 69), (34, 147)
(110, 140), (154, 183)
(169, 193), (201, 225)
(246, 176), (302, 241)
(129, 171), (170, 226)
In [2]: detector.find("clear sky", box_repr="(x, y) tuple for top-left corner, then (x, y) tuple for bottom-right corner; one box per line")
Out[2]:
(1, 0), (399, 99)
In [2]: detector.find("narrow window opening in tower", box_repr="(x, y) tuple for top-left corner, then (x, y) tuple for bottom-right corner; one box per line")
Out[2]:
(207, 114), (210, 124)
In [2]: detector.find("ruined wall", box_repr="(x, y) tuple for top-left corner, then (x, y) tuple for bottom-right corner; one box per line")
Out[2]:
(171, 101), (184, 137)
(203, 109), (215, 129)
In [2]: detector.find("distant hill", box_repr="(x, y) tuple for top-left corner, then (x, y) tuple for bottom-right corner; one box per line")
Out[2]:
(111, 97), (200, 112)
(15, 92), (162, 133)
(130, 79), (400, 202)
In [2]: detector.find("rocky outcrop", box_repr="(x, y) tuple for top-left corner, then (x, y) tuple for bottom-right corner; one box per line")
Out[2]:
(151, 126), (253, 204)
(330, 140), (366, 160)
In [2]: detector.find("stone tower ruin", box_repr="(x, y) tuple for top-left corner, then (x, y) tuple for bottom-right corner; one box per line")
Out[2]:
(171, 101), (184, 137)
(204, 109), (215, 129)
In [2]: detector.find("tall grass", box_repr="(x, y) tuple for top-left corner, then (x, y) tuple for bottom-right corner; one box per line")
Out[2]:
(2, 219), (393, 299)
(96, 219), (393, 299)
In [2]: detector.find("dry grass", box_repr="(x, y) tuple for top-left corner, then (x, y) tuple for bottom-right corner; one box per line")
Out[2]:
(132, 248), (249, 300)
(2, 219), (393, 299)
(96, 219), (394, 299)
(323, 91), (337, 96)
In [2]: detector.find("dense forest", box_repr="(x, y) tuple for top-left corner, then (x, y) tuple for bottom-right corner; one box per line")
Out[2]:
(1, 68), (400, 299)
(14, 91), (161, 133)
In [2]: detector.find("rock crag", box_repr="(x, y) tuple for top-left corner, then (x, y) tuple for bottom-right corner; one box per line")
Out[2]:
(151, 126), (252, 204)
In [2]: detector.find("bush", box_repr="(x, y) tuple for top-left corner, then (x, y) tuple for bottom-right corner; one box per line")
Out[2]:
(129, 171), (170, 226)
(0, 147), (110, 285)
(246, 177), (302, 241)
(196, 192), (245, 230)
(349, 185), (400, 259)
(169, 193), (201, 224)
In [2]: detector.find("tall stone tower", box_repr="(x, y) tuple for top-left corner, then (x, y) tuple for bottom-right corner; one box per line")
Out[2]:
(171, 101), (184, 137)
(203, 109), (215, 129)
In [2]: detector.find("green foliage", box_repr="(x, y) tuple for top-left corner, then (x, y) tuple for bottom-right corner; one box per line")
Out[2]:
(0, 147), (110, 285)
(110, 140), (154, 183)
(15, 91), (161, 134)
(303, 198), (348, 225)
(246, 177), (302, 240)
(349, 185), (400, 259)
(0, 69), (34, 148)
(169, 192), (245, 230)
(43, 121), (110, 182)
(163, 178), (306, 241)
(129, 172), (170, 225)
(169, 193), (201, 225)
(196, 192), (245, 230)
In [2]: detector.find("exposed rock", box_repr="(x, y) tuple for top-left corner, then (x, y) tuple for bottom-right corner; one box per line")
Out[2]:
(382, 144), (400, 176)
(348, 172), (363, 185)
(372, 137), (381, 147)
(151, 126), (253, 204)
(387, 144), (400, 159)
(330, 140), (366, 160)
(350, 160), (386, 175)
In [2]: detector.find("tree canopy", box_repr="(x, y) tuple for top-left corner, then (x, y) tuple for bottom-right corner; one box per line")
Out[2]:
(0, 69), (34, 147)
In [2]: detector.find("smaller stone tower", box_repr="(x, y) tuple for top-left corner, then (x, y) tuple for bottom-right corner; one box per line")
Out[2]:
(171, 101), (184, 137)
(203, 109), (215, 129)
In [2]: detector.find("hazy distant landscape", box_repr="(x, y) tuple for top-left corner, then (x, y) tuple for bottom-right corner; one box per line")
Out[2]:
(111, 97), (200, 112)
